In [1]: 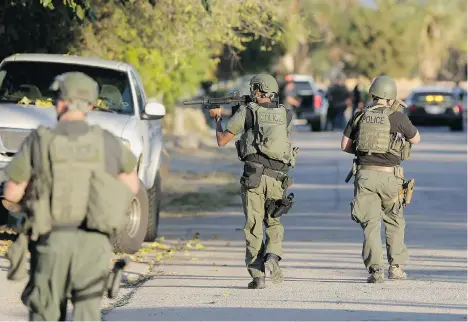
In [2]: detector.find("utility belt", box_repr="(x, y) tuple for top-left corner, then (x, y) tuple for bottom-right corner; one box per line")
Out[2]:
(240, 161), (295, 219)
(35, 223), (111, 243)
(240, 161), (293, 190)
(345, 159), (415, 207)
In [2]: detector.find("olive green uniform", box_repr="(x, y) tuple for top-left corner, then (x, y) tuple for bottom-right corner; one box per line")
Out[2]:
(344, 104), (417, 274)
(4, 73), (137, 320)
(226, 103), (293, 278)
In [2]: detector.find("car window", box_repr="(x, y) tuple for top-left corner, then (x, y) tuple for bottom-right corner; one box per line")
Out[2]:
(0, 61), (134, 115)
(294, 81), (313, 92)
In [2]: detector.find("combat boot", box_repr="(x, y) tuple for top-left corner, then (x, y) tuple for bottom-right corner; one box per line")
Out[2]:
(388, 265), (407, 280)
(367, 268), (384, 283)
(248, 277), (266, 289)
(264, 253), (284, 284)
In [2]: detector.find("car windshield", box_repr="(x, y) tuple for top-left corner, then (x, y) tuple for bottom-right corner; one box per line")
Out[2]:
(0, 61), (134, 115)
(413, 92), (454, 105)
(294, 81), (313, 92)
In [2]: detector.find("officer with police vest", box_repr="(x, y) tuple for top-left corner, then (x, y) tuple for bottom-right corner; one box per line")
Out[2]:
(210, 74), (298, 289)
(341, 75), (421, 283)
(2, 72), (139, 320)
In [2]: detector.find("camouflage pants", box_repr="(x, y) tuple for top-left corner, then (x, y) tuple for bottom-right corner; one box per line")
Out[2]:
(241, 175), (285, 278)
(22, 230), (112, 321)
(351, 169), (409, 272)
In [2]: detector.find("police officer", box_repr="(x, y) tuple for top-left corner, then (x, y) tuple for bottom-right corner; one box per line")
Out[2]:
(341, 75), (421, 283)
(210, 74), (297, 289)
(2, 72), (139, 320)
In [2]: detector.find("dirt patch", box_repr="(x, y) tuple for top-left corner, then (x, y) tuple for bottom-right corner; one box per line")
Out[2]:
(160, 170), (241, 217)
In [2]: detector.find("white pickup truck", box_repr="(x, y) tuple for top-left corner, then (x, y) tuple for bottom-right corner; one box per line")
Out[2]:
(0, 53), (166, 254)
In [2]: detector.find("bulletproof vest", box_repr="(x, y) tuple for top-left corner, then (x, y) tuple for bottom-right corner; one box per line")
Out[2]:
(236, 103), (293, 165)
(355, 105), (393, 154)
(26, 125), (132, 239)
(354, 105), (411, 160)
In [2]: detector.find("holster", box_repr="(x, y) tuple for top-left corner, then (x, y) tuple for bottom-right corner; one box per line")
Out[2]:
(107, 257), (130, 299)
(400, 178), (415, 207)
(240, 161), (264, 189)
(345, 158), (357, 183)
(265, 193), (294, 219)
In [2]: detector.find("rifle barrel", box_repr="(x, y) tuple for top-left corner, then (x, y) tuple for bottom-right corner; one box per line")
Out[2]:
(183, 100), (204, 105)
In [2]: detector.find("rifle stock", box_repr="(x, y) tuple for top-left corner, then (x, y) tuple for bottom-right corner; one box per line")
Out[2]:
(391, 99), (407, 113)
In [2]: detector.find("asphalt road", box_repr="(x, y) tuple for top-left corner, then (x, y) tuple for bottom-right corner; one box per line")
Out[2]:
(104, 126), (467, 321)
(0, 126), (466, 321)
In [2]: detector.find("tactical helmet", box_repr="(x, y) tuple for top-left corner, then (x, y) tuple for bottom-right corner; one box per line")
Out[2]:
(369, 75), (397, 100)
(249, 74), (279, 95)
(50, 72), (99, 113)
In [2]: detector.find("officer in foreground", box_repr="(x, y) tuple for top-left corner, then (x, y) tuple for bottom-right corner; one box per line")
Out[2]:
(341, 75), (421, 283)
(210, 74), (298, 289)
(2, 72), (139, 320)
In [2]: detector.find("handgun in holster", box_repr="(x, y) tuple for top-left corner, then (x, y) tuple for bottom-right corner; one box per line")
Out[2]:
(107, 257), (130, 299)
(345, 159), (357, 183)
(401, 178), (415, 207)
(265, 193), (295, 219)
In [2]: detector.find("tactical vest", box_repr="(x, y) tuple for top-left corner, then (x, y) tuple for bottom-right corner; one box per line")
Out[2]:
(354, 105), (411, 160)
(25, 125), (133, 239)
(236, 103), (296, 166)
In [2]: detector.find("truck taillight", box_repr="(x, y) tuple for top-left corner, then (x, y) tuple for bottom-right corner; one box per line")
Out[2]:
(409, 104), (417, 111)
(314, 95), (322, 109)
(456, 104), (463, 112)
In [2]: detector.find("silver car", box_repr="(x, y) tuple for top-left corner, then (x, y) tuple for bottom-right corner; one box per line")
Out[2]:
(0, 54), (166, 254)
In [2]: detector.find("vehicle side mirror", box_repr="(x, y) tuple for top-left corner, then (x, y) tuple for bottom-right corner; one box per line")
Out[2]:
(142, 102), (166, 120)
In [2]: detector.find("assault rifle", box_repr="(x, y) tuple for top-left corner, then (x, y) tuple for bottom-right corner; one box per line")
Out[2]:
(183, 90), (253, 109)
(390, 99), (407, 113)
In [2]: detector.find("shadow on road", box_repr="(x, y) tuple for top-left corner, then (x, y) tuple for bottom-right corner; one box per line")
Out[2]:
(105, 307), (467, 321)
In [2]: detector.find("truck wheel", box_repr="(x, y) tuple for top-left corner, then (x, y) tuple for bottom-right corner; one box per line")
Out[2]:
(144, 171), (161, 242)
(113, 180), (148, 254)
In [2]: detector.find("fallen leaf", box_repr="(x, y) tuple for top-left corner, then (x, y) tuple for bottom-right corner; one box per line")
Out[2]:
(155, 236), (165, 242)
(195, 243), (206, 249)
(223, 292), (229, 297)
(151, 242), (170, 250)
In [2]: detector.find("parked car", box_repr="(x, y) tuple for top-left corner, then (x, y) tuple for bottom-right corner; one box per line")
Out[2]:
(279, 74), (328, 131)
(404, 86), (464, 131)
(0, 53), (166, 254)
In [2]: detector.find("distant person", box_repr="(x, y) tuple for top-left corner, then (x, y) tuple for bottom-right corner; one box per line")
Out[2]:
(326, 75), (350, 130)
(352, 81), (364, 114)
(453, 81), (463, 101)
(283, 76), (301, 118)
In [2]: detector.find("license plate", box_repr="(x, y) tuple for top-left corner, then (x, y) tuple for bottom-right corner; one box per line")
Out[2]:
(425, 106), (444, 114)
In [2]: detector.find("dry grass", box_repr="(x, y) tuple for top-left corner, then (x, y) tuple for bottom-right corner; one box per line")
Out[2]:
(160, 170), (241, 217)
